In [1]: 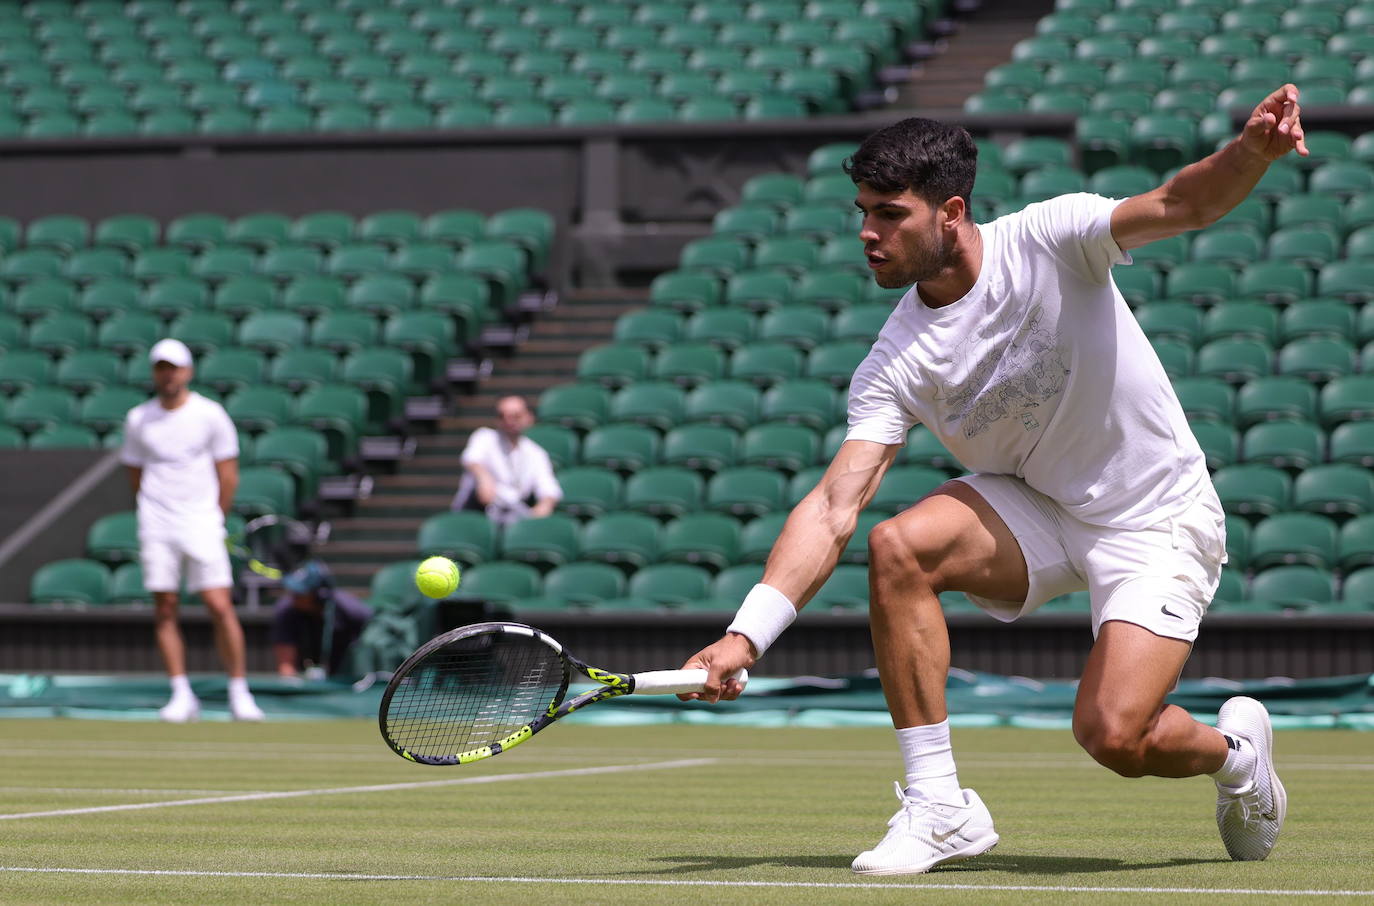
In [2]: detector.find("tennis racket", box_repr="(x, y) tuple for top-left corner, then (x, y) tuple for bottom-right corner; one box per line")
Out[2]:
(226, 515), (325, 580)
(378, 621), (748, 766)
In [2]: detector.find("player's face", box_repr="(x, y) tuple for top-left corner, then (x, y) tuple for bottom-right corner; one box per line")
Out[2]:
(151, 361), (191, 400)
(855, 184), (955, 289)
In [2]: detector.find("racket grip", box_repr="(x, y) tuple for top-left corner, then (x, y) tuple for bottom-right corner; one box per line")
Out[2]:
(630, 667), (749, 696)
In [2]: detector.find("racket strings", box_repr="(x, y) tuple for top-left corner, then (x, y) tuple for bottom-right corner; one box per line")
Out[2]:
(384, 634), (566, 758)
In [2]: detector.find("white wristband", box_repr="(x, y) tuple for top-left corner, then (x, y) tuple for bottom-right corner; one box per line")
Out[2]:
(727, 583), (797, 657)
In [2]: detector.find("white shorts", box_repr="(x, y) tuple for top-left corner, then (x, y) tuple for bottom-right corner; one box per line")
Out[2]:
(953, 474), (1227, 643)
(140, 535), (233, 594)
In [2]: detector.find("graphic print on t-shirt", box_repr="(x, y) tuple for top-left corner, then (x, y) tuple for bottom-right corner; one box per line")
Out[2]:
(933, 299), (1071, 439)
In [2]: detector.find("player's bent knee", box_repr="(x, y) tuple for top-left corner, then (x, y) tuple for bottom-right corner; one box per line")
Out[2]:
(1073, 713), (1151, 778)
(868, 518), (941, 584)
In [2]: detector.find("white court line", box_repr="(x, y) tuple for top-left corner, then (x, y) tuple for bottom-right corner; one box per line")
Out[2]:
(0, 787), (269, 796)
(1, 867), (1371, 897)
(0, 758), (715, 821)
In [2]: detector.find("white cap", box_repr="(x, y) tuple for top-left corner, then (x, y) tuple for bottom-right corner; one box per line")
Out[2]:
(149, 338), (193, 368)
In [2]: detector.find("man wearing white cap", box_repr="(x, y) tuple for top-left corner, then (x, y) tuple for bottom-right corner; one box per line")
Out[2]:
(119, 338), (264, 722)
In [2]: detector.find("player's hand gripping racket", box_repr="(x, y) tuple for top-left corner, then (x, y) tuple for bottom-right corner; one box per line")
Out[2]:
(378, 621), (748, 765)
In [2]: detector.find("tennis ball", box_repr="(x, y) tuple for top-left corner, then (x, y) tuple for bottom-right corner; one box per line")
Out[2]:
(415, 556), (461, 598)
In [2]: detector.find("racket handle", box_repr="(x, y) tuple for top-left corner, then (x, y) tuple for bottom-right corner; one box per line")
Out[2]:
(630, 667), (749, 696)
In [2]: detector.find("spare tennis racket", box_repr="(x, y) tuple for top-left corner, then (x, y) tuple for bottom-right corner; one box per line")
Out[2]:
(379, 621), (747, 766)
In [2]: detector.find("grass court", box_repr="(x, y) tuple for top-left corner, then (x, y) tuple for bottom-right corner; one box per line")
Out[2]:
(1, 719), (1371, 905)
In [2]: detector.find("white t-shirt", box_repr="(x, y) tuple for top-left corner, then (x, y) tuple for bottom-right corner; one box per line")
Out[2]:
(460, 427), (562, 506)
(120, 393), (239, 541)
(846, 192), (1210, 531)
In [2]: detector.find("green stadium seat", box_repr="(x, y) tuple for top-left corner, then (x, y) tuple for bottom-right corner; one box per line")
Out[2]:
(704, 466), (787, 518)
(86, 510), (139, 565)
(1151, 338), (1194, 379)
(1191, 420), (1240, 469)
(542, 562), (626, 605)
(382, 310), (457, 389)
(649, 270), (722, 313)
(684, 381), (761, 431)
(538, 383), (611, 432)
(1319, 375), (1374, 426)
(1195, 338), (1273, 384)
(268, 348), (337, 394)
(579, 512), (661, 569)
(627, 563), (713, 606)
(684, 309), (754, 351)
(1249, 565), (1335, 611)
(1339, 568), (1374, 610)
(581, 424), (660, 472)
(1002, 136), (1072, 175)
(342, 348), (413, 428)
(623, 466), (705, 518)
(54, 349), (123, 395)
(807, 340), (869, 387)
(1294, 464), (1374, 516)
(813, 563), (871, 610)
(294, 383), (366, 461)
(1235, 376), (1319, 427)
(1277, 337), (1357, 382)
(310, 311), (379, 355)
(1236, 263), (1312, 306)
(454, 561), (542, 605)
(232, 465), (295, 518)
(1339, 515), (1374, 572)
(554, 467), (623, 520)
(106, 561), (151, 605)
(177, 353), (239, 418)
(13, 279), (79, 322)
(614, 309), (684, 350)
(1249, 512), (1340, 570)
(1164, 263), (1235, 305)
(1241, 420), (1325, 470)
(740, 423), (819, 473)
(253, 426), (332, 500)
(576, 343), (651, 389)
(1280, 300), (1357, 344)
(724, 269), (794, 313)
(610, 382), (688, 431)
(1330, 421), (1374, 467)
(30, 558), (109, 605)
(500, 513), (582, 570)
(225, 385), (294, 434)
(524, 424), (579, 470)
(1318, 261), (1374, 302)
(4, 385), (78, 434)
(0, 349), (52, 396)
(27, 312), (93, 357)
(226, 213), (291, 252)
(728, 342), (803, 388)
(1190, 231), (1264, 270)
(653, 343), (728, 389)
(662, 423), (739, 472)
(759, 379), (838, 431)
(1136, 303), (1204, 345)
(29, 423), (101, 449)
(236, 311), (308, 356)
(660, 512), (741, 571)
(26, 215), (90, 253)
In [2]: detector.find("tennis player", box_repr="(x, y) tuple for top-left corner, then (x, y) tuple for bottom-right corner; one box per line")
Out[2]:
(121, 338), (263, 722)
(681, 85), (1307, 872)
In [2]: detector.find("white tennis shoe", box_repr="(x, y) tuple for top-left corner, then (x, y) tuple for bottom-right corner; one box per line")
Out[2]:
(158, 695), (200, 723)
(1215, 696), (1286, 861)
(851, 783), (999, 875)
(230, 694), (265, 722)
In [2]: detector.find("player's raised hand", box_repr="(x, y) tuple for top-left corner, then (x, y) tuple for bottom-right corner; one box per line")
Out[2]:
(1240, 83), (1309, 161)
(677, 633), (756, 703)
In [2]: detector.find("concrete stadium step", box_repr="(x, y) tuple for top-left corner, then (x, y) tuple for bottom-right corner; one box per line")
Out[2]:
(356, 493), (455, 516)
(891, 0), (1054, 112)
(317, 539), (418, 564)
(374, 474), (461, 492)
(327, 516), (423, 542)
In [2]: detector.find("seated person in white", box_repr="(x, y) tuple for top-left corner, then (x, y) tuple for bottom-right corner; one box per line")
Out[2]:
(451, 395), (562, 524)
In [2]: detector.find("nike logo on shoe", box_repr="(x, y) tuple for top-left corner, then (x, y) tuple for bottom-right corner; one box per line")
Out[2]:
(931, 819), (970, 845)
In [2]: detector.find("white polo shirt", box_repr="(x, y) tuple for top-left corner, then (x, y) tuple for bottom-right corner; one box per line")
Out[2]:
(120, 392), (239, 542)
(460, 426), (562, 507)
(846, 192), (1211, 531)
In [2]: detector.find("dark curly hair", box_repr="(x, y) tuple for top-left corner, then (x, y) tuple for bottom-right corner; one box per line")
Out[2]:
(843, 118), (978, 208)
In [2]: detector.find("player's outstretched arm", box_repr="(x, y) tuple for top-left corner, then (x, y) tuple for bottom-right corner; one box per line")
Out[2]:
(679, 440), (901, 702)
(1111, 83), (1309, 252)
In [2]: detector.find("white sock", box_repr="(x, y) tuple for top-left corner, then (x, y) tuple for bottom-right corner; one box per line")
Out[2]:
(169, 675), (195, 701)
(228, 677), (253, 701)
(1210, 727), (1257, 790)
(896, 719), (963, 802)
